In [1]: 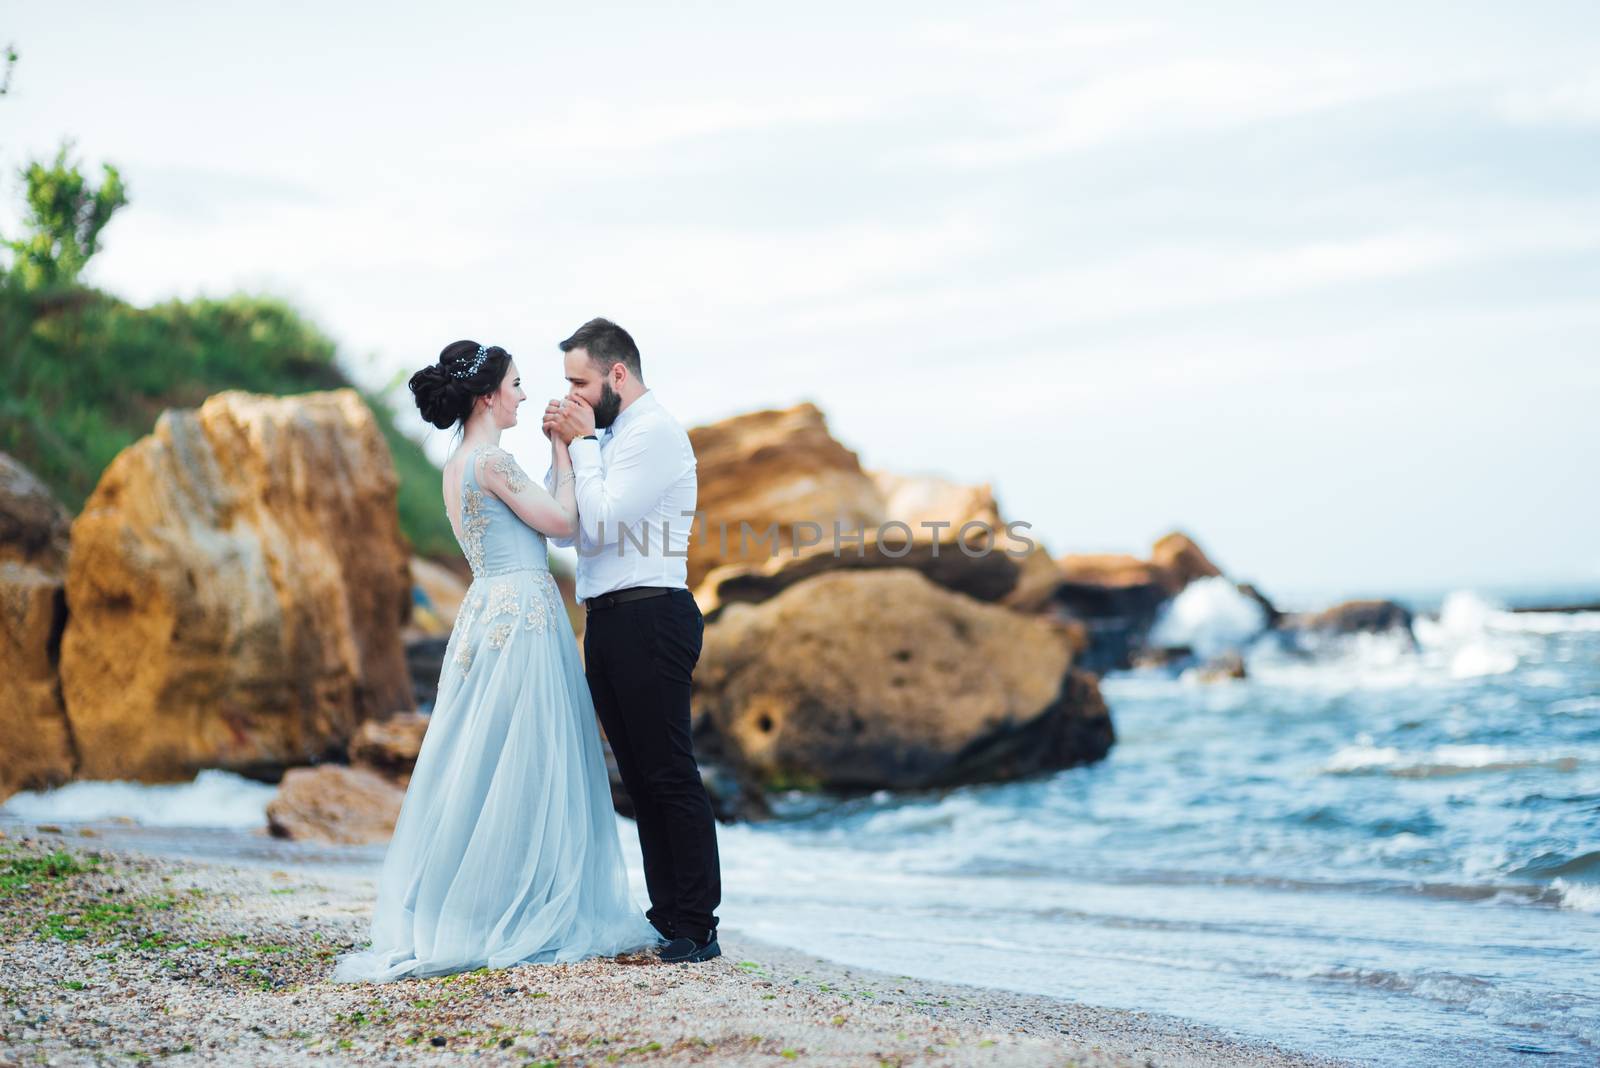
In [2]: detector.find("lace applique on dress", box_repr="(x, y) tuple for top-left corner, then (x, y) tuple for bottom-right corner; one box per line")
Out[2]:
(488, 621), (514, 649)
(486, 447), (531, 493)
(486, 578), (518, 620)
(453, 587), (484, 673)
(524, 574), (558, 634)
(460, 485), (491, 577)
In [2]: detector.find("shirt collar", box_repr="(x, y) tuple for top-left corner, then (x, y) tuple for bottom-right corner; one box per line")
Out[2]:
(607, 388), (657, 435)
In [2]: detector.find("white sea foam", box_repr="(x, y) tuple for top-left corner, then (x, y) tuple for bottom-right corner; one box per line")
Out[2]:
(1550, 696), (1600, 717)
(1551, 878), (1600, 913)
(1447, 644), (1519, 678)
(1148, 576), (1267, 659)
(1249, 588), (1563, 690)
(0, 770), (277, 829)
(1324, 739), (1404, 772)
(1322, 740), (1581, 779)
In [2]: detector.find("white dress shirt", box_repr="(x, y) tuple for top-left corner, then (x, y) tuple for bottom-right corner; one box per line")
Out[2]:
(544, 389), (698, 602)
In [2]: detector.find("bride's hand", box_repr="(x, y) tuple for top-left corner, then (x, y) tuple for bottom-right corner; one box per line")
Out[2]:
(541, 399), (563, 441)
(550, 394), (597, 443)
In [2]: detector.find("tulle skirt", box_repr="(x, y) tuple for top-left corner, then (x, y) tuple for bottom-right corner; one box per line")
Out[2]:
(331, 568), (657, 983)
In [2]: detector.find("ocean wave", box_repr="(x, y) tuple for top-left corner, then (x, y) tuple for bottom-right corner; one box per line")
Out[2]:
(1304, 964), (1493, 1003)
(1147, 576), (1267, 659)
(1549, 696), (1600, 717)
(1419, 591), (1600, 639)
(1446, 644), (1519, 678)
(1322, 741), (1581, 779)
(1552, 878), (1600, 913)
(1509, 850), (1600, 881)
(0, 770), (277, 829)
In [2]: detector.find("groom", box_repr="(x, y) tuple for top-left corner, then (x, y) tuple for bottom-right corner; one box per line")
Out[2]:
(541, 317), (722, 965)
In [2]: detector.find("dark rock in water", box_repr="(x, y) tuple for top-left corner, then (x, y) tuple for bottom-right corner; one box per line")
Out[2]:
(406, 637), (449, 710)
(1509, 599), (1600, 614)
(1282, 599), (1416, 640)
(693, 568), (1112, 794)
(1130, 645), (1194, 668)
(1049, 532), (1229, 673)
(1050, 574), (1171, 674)
(1189, 651), (1248, 683)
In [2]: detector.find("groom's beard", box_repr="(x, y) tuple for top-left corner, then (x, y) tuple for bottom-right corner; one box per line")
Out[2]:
(592, 381), (623, 429)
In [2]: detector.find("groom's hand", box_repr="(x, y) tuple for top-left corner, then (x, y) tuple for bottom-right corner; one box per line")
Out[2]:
(550, 395), (597, 443)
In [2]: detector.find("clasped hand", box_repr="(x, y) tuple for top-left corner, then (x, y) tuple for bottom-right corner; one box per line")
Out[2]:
(541, 395), (596, 444)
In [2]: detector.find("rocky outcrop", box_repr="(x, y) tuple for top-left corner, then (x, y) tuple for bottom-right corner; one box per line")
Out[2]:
(1149, 532), (1223, 591)
(348, 712), (430, 786)
(693, 568), (1112, 792)
(0, 453), (72, 564)
(265, 764), (404, 845)
(1282, 599), (1415, 639)
(60, 390), (414, 784)
(686, 403), (887, 589)
(1051, 532), (1238, 672)
(688, 410), (1043, 617)
(0, 454), (77, 803)
(1186, 651), (1248, 683)
(695, 532), (1026, 620)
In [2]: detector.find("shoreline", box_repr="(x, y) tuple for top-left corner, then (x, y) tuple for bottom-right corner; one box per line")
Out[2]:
(0, 827), (1358, 1067)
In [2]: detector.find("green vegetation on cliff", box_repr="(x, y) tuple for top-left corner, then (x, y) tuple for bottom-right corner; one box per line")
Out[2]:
(0, 132), (454, 558)
(0, 286), (456, 558)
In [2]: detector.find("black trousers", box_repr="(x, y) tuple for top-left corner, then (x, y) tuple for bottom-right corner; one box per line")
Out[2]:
(583, 587), (720, 943)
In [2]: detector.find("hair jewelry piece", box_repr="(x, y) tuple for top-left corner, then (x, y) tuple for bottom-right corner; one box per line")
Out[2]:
(449, 344), (490, 380)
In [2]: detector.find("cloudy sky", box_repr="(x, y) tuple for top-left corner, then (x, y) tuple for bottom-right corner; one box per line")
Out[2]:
(5, 1), (1597, 602)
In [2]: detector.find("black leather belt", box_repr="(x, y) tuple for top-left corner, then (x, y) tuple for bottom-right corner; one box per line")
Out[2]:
(585, 585), (675, 613)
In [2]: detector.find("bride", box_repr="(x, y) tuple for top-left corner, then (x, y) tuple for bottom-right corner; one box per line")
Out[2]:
(332, 340), (659, 983)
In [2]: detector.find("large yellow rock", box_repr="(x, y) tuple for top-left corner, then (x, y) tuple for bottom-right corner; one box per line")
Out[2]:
(688, 409), (1043, 615)
(694, 568), (1112, 791)
(686, 403), (887, 588)
(60, 390), (414, 783)
(0, 454), (76, 802)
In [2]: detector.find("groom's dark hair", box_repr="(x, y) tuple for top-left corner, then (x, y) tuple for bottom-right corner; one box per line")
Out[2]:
(559, 318), (642, 382)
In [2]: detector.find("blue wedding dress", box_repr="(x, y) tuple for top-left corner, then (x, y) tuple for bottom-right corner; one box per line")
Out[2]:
(332, 444), (658, 983)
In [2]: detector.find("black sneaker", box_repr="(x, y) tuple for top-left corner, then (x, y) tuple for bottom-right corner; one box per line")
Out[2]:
(658, 934), (720, 964)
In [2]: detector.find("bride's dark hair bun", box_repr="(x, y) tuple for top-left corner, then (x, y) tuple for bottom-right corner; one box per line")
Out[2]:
(409, 340), (512, 430)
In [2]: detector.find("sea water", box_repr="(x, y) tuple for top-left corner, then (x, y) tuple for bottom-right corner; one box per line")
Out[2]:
(5, 588), (1596, 1066)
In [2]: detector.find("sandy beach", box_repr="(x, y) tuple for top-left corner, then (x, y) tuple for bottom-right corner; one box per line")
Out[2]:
(0, 829), (1356, 1068)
